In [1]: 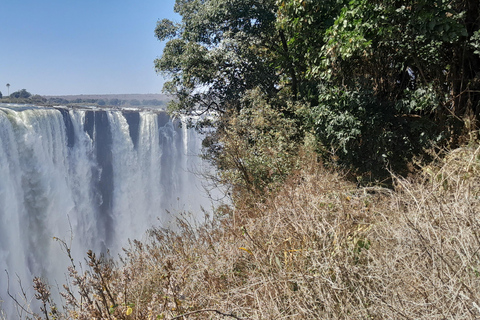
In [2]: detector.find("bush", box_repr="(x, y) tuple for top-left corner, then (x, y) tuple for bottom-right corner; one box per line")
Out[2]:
(310, 86), (440, 181)
(203, 89), (302, 198)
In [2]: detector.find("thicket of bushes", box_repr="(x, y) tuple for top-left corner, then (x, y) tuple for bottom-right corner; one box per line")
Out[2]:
(156, 0), (480, 181)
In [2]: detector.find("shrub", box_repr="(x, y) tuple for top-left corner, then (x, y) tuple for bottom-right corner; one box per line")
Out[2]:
(203, 89), (302, 198)
(311, 86), (440, 181)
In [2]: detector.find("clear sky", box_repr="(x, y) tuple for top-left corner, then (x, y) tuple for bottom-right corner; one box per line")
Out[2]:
(0, 0), (178, 96)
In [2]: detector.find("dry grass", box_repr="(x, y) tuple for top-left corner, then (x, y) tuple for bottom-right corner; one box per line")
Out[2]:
(16, 145), (480, 319)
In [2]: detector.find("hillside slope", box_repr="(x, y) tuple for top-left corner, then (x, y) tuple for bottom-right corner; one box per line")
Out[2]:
(17, 145), (480, 319)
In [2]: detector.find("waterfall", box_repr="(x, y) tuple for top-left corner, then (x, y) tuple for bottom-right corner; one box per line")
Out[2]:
(0, 104), (212, 317)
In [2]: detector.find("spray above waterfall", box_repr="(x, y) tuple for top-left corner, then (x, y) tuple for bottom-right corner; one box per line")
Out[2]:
(0, 104), (214, 317)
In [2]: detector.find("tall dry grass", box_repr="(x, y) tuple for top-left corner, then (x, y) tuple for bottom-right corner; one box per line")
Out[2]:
(13, 145), (480, 319)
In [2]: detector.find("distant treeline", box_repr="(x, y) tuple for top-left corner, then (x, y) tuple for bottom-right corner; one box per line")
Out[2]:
(47, 97), (166, 108)
(0, 89), (166, 108)
(0, 89), (47, 104)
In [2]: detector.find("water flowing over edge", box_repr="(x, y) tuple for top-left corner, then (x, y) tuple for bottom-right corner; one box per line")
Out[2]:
(0, 104), (217, 317)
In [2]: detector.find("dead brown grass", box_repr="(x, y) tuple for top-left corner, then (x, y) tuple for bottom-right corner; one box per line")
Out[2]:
(23, 145), (480, 319)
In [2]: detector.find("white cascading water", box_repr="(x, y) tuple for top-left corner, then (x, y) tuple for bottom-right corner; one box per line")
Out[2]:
(0, 104), (213, 317)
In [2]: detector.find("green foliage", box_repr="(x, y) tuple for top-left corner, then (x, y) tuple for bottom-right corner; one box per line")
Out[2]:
(204, 89), (301, 195)
(275, 0), (342, 101)
(155, 18), (180, 41)
(10, 89), (32, 99)
(322, 0), (374, 63)
(157, 0), (480, 186)
(395, 84), (445, 114)
(471, 30), (480, 56)
(287, 0), (478, 177)
(319, 0), (468, 92)
(155, 0), (280, 118)
(312, 87), (438, 177)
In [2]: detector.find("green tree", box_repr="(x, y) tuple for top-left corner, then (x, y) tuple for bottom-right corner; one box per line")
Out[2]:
(10, 89), (32, 99)
(108, 98), (122, 106)
(156, 0), (312, 193)
(277, 0), (479, 176)
(155, 0), (305, 118)
(30, 95), (47, 103)
(156, 0), (480, 184)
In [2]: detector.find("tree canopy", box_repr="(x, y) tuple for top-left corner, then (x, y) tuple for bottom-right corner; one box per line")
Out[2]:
(156, 0), (480, 187)
(10, 89), (32, 99)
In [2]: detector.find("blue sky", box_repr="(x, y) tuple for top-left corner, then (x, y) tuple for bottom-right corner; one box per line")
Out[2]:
(0, 0), (178, 95)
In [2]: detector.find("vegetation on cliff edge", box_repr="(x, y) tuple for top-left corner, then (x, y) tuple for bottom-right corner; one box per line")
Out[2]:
(11, 144), (480, 319)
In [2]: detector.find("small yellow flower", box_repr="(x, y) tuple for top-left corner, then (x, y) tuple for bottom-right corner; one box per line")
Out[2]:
(239, 247), (253, 255)
(126, 307), (133, 316)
